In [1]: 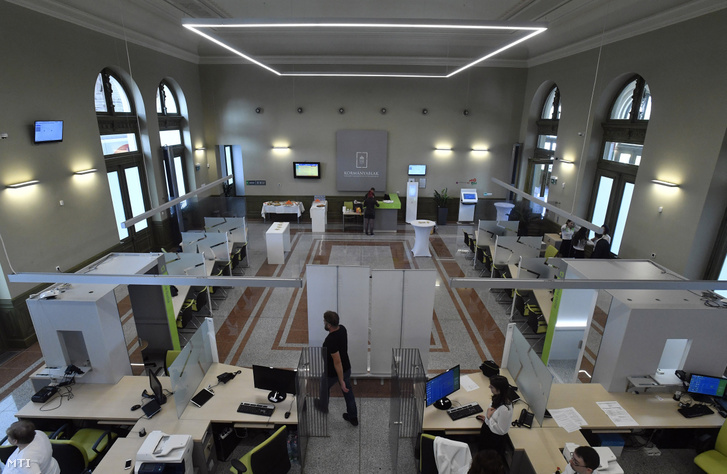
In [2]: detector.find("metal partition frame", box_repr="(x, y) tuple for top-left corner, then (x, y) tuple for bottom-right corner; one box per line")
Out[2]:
(390, 348), (426, 472)
(297, 346), (327, 467)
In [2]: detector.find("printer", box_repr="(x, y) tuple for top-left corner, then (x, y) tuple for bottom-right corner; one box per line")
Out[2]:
(136, 431), (193, 474)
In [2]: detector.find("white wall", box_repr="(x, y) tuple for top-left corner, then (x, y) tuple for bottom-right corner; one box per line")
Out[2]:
(198, 64), (527, 199)
(520, 10), (727, 278)
(0, 2), (207, 297)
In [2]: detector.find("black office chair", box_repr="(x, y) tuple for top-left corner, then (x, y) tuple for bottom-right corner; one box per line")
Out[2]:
(51, 441), (90, 474)
(231, 243), (248, 275)
(230, 425), (290, 474)
(419, 433), (437, 474)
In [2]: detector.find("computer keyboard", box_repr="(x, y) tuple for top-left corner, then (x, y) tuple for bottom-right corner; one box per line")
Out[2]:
(678, 403), (713, 418)
(238, 401), (275, 417)
(447, 402), (483, 421)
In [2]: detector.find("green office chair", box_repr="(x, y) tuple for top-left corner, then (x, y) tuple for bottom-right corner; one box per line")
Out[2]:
(694, 419), (727, 473)
(419, 433), (437, 474)
(51, 426), (117, 471)
(544, 244), (559, 259)
(164, 350), (182, 376)
(230, 425), (290, 474)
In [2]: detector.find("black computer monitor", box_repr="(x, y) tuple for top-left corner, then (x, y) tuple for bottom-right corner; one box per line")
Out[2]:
(149, 369), (167, 405)
(425, 365), (460, 410)
(688, 373), (727, 398)
(252, 365), (297, 403)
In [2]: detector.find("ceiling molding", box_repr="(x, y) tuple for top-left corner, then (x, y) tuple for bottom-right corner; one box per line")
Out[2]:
(528, 0), (727, 67)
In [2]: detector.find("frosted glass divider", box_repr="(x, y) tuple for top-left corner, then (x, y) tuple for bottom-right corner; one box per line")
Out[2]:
(370, 270), (404, 375)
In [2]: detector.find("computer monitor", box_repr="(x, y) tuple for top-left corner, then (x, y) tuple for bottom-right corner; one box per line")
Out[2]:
(252, 365), (297, 403)
(149, 369), (167, 405)
(425, 365), (460, 410)
(688, 373), (727, 398)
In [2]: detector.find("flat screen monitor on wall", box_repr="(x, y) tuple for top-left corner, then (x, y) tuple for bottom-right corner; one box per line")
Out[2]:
(408, 164), (427, 176)
(425, 364), (460, 410)
(293, 162), (321, 179)
(34, 120), (64, 143)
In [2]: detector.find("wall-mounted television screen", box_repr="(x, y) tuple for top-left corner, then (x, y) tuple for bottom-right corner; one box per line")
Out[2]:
(34, 120), (64, 143)
(408, 164), (426, 176)
(293, 162), (321, 179)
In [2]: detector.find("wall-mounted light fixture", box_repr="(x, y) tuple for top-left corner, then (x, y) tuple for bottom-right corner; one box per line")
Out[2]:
(558, 159), (575, 164)
(471, 147), (490, 153)
(651, 179), (680, 188)
(297, 107), (304, 114)
(380, 107), (387, 114)
(434, 146), (453, 151)
(6, 180), (39, 189)
(255, 107), (263, 114)
(272, 145), (291, 150)
(338, 107), (345, 114)
(73, 169), (98, 175)
(422, 108), (429, 115)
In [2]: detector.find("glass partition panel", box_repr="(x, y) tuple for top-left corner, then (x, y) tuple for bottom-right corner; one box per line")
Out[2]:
(391, 348), (425, 472)
(506, 325), (553, 427)
(169, 318), (216, 418)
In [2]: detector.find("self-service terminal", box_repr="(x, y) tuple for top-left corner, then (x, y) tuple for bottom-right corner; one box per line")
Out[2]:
(458, 188), (478, 222)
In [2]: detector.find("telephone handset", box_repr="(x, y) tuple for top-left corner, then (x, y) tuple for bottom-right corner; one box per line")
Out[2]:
(512, 408), (534, 429)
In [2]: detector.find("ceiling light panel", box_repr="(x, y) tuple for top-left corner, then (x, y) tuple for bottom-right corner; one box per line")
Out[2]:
(183, 18), (546, 78)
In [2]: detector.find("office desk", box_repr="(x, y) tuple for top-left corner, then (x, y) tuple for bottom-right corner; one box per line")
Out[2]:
(265, 222), (291, 264)
(543, 383), (726, 430)
(410, 220), (436, 257)
(544, 233), (562, 250)
(532, 289), (554, 323)
(17, 375), (175, 424)
(181, 363), (297, 428)
(509, 428), (588, 474)
(342, 209), (364, 231)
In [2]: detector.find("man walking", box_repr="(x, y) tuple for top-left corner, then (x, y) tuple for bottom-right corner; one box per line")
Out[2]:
(318, 310), (359, 426)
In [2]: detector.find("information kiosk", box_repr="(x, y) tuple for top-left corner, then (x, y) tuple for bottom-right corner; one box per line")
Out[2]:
(458, 188), (478, 222)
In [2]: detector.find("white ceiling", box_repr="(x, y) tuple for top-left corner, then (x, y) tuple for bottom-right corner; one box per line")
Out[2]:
(9, 0), (727, 74)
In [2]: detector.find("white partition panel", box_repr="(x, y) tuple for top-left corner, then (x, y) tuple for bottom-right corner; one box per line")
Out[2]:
(370, 270), (405, 375)
(338, 266), (370, 375)
(401, 270), (437, 370)
(306, 265), (338, 348)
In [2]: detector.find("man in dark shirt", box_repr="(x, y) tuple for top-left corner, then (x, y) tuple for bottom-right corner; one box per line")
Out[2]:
(318, 310), (358, 426)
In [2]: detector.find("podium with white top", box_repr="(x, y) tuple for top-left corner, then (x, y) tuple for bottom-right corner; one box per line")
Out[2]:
(410, 220), (436, 257)
(265, 222), (291, 264)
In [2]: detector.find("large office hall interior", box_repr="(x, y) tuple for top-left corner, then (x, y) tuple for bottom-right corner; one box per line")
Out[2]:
(1, 1), (727, 473)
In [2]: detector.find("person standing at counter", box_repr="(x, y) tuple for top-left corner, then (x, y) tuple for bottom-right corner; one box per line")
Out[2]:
(363, 190), (379, 236)
(571, 227), (589, 258)
(475, 375), (512, 458)
(559, 219), (577, 257)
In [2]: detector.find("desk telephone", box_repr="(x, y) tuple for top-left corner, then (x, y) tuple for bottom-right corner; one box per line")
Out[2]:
(512, 408), (534, 429)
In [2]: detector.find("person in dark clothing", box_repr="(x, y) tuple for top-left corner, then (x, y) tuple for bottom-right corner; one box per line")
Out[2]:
(363, 191), (379, 235)
(476, 375), (512, 458)
(590, 226), (611, 259)
(571, 227), (589, 258)
(318, 310), (358, 426)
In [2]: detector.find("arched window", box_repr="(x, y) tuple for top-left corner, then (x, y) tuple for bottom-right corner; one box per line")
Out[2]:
(527, 85), (560, 216)
(156, 81), (188, 210)
(95, 69), (151, 251)
(589, 75), (651, 255)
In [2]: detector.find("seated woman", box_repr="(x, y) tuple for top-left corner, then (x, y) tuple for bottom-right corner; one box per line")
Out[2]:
(476, 375), (513, 457)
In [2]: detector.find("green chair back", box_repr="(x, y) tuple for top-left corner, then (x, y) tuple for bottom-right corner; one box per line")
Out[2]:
(230, 425), (290, 474)
(419, 433), (437, 474)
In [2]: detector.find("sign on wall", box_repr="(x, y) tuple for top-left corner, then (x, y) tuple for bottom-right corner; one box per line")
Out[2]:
(336, 130), (388, 192)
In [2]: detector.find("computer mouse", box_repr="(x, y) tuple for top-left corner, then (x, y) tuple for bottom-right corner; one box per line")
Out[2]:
(284, 411), (291, 419)
(131, 404), (141, 411)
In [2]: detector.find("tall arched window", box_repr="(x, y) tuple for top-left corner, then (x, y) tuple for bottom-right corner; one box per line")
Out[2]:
(94, 69), (151, 251)
(156, 81), (188, 209)
(527, 85), (561, 215)
(590, 75), (651, 255)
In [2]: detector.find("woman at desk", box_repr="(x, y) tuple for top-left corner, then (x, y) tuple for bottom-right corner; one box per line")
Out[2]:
(571, 227), (589, 258)
(475, 375), (513, 458)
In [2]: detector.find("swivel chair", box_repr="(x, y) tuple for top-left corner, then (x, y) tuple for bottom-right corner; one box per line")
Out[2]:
(694, 419), (727, 473)
(230, 425), (290, 474)
(419, 433), (437, 474)
(51, 425), (117, 471)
